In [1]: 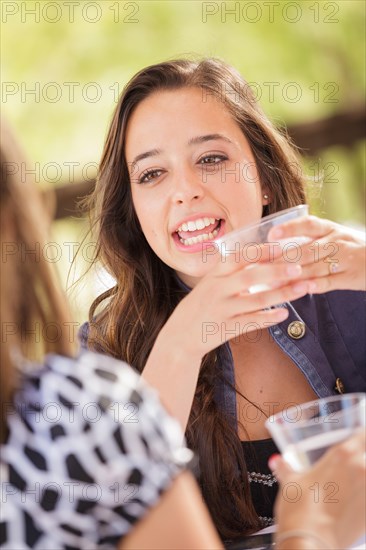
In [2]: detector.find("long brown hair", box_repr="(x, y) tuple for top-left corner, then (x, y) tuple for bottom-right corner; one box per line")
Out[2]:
(0, 119), (75, 443)
(84, 58), (306, 538)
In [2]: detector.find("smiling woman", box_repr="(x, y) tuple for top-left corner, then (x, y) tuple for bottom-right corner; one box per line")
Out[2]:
(125, 88), (266, 286)
(79, 58), (366, 540)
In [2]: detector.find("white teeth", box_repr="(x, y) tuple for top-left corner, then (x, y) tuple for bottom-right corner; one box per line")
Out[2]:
(177, 217), (219, 232)
(195, 219), (205, 230)
(180, 227), (219, 246)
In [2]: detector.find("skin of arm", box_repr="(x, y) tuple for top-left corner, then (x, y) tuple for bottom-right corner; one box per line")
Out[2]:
(142, 328), (202, 432)
(277, 538), (323, 550)
(119, 470), (223, 550)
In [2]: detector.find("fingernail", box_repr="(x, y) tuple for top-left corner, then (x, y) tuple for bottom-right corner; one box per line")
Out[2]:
(286, 264), (301, 277)
(268, 453), (280, 470)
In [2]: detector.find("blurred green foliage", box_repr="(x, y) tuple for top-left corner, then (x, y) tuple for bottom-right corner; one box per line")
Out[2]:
(1, 0), (365, 320)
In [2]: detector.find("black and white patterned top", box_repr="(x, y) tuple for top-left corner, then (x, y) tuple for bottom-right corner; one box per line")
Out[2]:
(0, 351), (191, 549)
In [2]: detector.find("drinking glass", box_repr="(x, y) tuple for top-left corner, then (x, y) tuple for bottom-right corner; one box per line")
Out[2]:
(265, 393), (366, 472)
(214, 204), (310, 293)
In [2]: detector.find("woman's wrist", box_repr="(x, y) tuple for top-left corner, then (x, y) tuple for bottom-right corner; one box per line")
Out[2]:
(157, 312), (206, 362)
(276, 511), (337, 550)
(145, 328), (203, 373)
(143, 327), (204, 431)
(275, 530), (334, 550)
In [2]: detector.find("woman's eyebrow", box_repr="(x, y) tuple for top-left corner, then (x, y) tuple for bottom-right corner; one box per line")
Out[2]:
(188, 133), (233, 146)
(132, 148), (161, 166)
(131, 134), (233, 167)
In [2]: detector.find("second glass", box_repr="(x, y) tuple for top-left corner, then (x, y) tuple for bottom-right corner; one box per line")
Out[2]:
(265, 393), (366, 472)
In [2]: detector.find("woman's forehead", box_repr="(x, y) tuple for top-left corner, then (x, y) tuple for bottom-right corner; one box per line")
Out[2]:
(128, 86), (232, 119)
(125, 87), (242, 157)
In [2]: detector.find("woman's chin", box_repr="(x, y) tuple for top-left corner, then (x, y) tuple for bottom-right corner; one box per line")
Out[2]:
(174, 258), (219, 288)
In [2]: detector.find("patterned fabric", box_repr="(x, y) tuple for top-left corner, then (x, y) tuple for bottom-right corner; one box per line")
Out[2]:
(1, 351), (191, 549)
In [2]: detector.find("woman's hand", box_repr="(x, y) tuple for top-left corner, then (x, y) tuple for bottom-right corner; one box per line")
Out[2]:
(270, 431), (366, 550)
(160, 248), (313, 360)
(145, 249), (313, 430)
(268, 215), (366, 293)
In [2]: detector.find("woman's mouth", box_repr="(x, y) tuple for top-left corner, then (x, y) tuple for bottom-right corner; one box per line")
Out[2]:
(172, 218), (225, 251)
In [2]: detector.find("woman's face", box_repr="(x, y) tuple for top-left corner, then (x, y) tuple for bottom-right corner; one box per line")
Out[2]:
(125, 87), (269, 287)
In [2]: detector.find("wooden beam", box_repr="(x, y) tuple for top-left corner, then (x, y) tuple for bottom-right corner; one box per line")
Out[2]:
(286, 106), (366, 155)
(46, 179), (96, 220)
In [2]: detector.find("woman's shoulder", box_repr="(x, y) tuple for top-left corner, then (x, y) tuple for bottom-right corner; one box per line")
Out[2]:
(12, 351), (182, 444)
(11, 351), (142, 416)
(2, 352), (189, 547)
(44, 350), (142, 401)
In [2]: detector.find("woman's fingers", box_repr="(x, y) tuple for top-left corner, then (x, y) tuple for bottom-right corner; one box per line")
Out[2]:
(200, 307), (290, 349)
(228, 279), (311, 317)
(271, 239), (365, 292)
(267, 216), (343, 269)
(224, 261), (303, 298)
(213, 240), (283, 277)
(209, 260), (311, 320)
(211, 260), (311, 319)
(268, 215), (335, 242)
(281, 233), (349, 267)
(300, 241), (366, 291)
(267, 216), (366, 291)
(202, 307), (290, 348)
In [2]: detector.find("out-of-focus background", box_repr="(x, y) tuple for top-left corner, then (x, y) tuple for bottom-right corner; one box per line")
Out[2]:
(2, 0), (365, 324)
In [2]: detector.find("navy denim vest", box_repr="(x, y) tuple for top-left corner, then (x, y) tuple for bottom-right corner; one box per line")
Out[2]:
(213, 291), (366, 425)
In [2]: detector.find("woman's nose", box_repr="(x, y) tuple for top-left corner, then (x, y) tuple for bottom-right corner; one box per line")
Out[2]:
(171, 167), (204, 205)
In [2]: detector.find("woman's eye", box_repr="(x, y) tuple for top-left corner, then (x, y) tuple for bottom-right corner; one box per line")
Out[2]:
(199, 154), (227, 166)
(138, 169), (163, 184)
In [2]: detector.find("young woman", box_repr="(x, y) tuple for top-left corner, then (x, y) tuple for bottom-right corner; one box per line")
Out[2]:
(79, 58), (366, 539)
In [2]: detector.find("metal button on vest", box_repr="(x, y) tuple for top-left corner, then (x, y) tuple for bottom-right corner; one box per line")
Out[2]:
(335, 378), (345, 394)
(287, 321), (306, 339)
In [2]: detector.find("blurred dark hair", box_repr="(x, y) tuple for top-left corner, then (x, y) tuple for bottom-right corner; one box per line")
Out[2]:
(0, 118), (75, 443)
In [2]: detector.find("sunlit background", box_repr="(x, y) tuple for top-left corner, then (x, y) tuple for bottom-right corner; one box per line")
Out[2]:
(2, 0), (365, 324)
